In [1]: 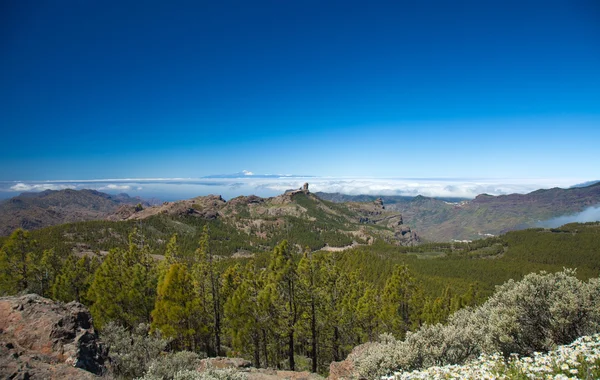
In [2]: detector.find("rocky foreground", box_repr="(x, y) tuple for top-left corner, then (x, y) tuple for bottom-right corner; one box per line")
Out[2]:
(0, 294), (107, 379)
(0, 294), (324, 380)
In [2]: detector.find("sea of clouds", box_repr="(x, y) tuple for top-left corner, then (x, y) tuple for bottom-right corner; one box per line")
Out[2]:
(0, 177), (589, 202)
(537, 206), (600, 228)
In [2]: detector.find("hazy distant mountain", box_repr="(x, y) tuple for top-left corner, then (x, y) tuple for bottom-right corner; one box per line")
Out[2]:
(318, 182), (600, 241)
(0, 189), (153, 236)
(570, 180), (600, 188)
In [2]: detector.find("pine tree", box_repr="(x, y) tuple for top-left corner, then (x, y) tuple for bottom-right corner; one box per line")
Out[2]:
(297, 247), (321, 373)
(319, 251), (347, 362)
(52, 255), (99, 303)
(379, 264), (419, 338)
(259, 240), (300, 370)
(355, 284), (380, 342)
(193, 225), (223, 356)
(87, 229), (157, 329)
(151, 263), (197, 350)
(224, 260), (263, 366)
(37, 248), (62, 297)
(0, 229), (38, 295)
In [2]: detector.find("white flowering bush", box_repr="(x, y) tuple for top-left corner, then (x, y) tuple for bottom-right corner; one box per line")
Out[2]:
(354, 270), (600, 379)
(385, 333), (600, 379)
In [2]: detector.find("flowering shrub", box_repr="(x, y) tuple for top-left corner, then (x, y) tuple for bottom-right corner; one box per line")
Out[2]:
(385, 333), (600, 379)
(354, 270), (600, 378)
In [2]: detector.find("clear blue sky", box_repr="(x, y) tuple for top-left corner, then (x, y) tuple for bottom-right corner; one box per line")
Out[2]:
(1, 0), (599, 181)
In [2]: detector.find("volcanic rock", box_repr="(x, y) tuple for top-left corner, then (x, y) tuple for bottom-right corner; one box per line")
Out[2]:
(0, 294), (107, 379)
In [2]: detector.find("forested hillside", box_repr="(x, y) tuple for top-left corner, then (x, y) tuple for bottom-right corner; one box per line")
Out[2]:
(1, 208), (599, 376)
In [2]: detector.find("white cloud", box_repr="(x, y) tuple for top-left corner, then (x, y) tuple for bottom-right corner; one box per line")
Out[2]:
(242, 170), (254, 176)
(244, 177), (584, 199)
(9, 183), (76, 192)
(97, 184), (131, 191)
(0, 177), (589, 200)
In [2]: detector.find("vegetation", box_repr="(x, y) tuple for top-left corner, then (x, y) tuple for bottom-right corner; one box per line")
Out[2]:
(352, 269), (600, 378)
(1, 217), (599, 378)
(385, 333), (600, 379)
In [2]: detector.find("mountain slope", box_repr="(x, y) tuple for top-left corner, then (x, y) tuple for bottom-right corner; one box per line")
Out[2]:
(108, 188), (419, 251)
(317, 182), (600, 241)
(0, 189), (151, 236)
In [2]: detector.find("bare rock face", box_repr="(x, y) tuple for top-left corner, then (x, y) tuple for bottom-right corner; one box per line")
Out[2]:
(0, 294), (107, 379)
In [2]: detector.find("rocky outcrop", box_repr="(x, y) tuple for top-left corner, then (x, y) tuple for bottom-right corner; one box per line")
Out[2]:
(109, 194), (226, 221)
(285, 183), (310, 196)
(328, 342), (374, 380)
(0, 294), (107, 379)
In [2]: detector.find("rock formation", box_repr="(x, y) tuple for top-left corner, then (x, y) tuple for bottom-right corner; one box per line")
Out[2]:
(328, 342), (374, 379)
(0, 294), (107, 379)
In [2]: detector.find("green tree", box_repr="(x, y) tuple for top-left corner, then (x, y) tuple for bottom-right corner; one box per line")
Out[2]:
(355, 285), (380, 341)
(259, 240), (301, 370)
(319, 251), (348, 363)
(0, 229), (38, 295)
(297, 248), (322, 373)
(193, 225), (223, 356)
(152, 263), (197, 350)
(379, 264), (420, 338)
(52, 254), (99, 303)
(88, 229), (157, 329)
(37, 248), (62, 297)
(224, 260), (263, 366)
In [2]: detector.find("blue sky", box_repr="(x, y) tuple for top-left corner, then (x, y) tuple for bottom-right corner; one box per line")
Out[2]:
(1, 1), (599, 187)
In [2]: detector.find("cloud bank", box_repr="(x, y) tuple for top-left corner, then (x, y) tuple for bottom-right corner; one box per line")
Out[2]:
(0, 177), (589, 201)
(9, 183), (76, 192)
(537, 206), (600, 228)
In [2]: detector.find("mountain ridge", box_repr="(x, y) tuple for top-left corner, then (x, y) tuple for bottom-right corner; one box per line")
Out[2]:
(0, 189), (153, 236)
(317, 182), (600, 241)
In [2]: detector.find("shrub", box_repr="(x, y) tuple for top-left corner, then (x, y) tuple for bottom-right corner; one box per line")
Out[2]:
(354, 269), (600, 378)
(142, 351), (202, 380)
(103, 322), (169, 379)
(171, 368), (247, 380)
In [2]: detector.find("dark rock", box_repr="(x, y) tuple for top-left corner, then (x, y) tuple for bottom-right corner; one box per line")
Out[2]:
(0, 294), (107, 379)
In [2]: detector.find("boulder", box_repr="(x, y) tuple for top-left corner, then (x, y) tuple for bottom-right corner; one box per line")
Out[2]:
(0, 294), (107, 379)
(328, 342), (374, 379)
